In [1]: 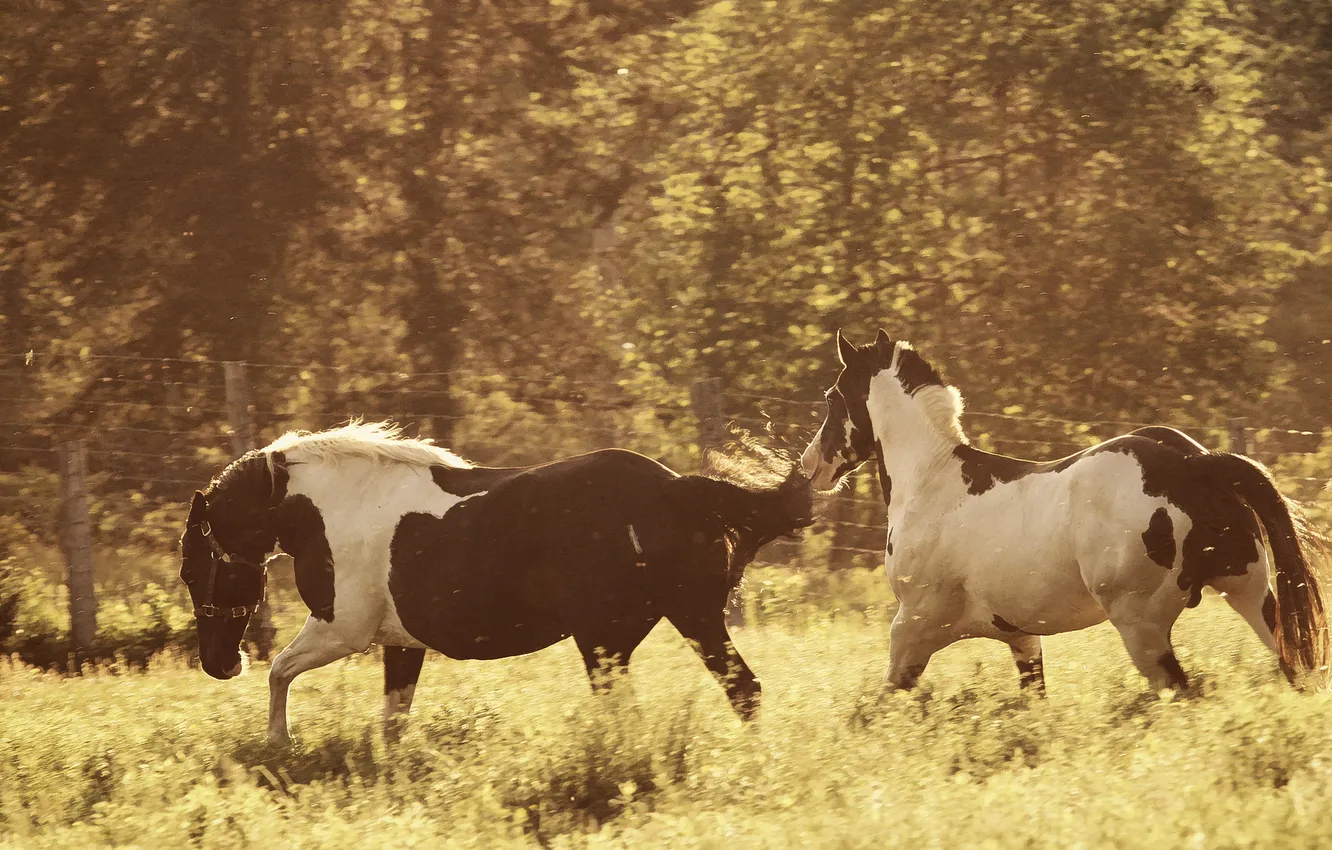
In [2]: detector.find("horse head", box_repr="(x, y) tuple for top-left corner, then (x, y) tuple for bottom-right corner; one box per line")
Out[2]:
(801, 328), (956, 492)
(179, 451), (287, 679)
(801, 329), (895, 490)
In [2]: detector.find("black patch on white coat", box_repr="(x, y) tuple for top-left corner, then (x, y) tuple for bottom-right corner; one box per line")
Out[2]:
(893, 346), (945, 395)
(383, 646), (426, 695)
(954, 444), (1082, 497)
(874, 438), (891, 509)
(993, 614), (1022, 633)
(276, 494), (336, 622)
(886, 527), (894, 557)
(954, 432), (1260, 604)
(1142, 508), (1176, 568)
(1262, 591), (1277, 633)
(954, 426), (1204, 498)
(1159, 651), (1189, 689)
(992, 615), (1055, 636)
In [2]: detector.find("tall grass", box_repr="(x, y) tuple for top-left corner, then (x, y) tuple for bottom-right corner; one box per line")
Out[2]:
(3, 601), (1332, 848)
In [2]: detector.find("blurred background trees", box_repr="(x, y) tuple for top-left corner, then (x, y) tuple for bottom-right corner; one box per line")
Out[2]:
(5, 0), (1331, 429)
(2, 0), (1331, 661)
(2, 0), (1330, 475)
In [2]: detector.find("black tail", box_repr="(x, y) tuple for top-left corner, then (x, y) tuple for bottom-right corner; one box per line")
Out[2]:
(1199, 452), (1329, 683)
(667, 459), (815, 586)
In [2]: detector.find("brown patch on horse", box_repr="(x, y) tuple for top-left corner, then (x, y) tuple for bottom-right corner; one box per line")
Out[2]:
(1142, 507), (1176, 568)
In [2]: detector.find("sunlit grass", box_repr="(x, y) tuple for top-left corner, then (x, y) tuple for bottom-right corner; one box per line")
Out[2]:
(3, 601), (1332, 848)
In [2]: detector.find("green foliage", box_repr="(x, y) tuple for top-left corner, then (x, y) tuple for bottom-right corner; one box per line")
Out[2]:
(743, 563), (894, 626)
(1270, 430), (1332, 526)
(3, 0), (1330, 452)
(3, 2), (1331, 841)
(571, 0), (1332, 427)
(4, 609), (1332, 846)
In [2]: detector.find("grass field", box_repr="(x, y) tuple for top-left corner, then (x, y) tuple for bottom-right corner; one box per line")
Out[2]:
(3, 600), (1332, 849)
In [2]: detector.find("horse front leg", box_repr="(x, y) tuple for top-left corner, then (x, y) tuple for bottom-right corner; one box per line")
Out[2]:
(268, 616), (366, 746)
(669, 611), (761, 720)
(881, 606), (955, 695)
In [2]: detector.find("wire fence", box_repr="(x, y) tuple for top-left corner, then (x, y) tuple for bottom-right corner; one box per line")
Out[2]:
(1, 353), (1329, 574)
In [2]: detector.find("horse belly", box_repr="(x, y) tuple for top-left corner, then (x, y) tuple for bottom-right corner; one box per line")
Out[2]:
(420, 601), (568, 661)
(389, 561), (569, 660)
(940, 491), (1103, 635)
(374, 606), (429, 650)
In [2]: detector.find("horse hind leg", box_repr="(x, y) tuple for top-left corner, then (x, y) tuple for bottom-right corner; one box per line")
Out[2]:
(1111, 617), (1191, 691)
(1006, 634), (1045, 694)
(1212, 563), (1294, 684)
(383, 646), (427, 744)
(573, 617), (660, 706)
(1092, 543), (1192, 692)
(1102, 581), (1191, 691)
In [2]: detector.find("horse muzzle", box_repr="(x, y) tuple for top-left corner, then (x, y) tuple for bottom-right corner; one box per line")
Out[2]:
(201, 654), (244, 680)
(801, 445), (844, 492)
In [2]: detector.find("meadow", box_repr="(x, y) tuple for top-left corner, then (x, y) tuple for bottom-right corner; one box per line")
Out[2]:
(3, 592), (1332, 849)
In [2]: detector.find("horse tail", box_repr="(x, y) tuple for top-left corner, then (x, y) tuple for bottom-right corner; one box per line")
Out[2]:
(1199, 452), (1329, 683)
(666, 460), (815, 584)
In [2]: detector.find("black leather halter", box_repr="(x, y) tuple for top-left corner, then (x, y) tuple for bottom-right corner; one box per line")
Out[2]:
(195, 519), (269, 619)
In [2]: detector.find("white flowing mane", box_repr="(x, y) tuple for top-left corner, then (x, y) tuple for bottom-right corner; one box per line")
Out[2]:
(262, 420), (472, 469)
(890, 342), (968, 445)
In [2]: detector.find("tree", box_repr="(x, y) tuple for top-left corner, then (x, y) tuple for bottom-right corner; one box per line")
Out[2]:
(571, 0), (1332, 431)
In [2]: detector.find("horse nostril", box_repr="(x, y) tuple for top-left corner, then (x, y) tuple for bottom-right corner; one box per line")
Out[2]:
(227, 660), (243, 677)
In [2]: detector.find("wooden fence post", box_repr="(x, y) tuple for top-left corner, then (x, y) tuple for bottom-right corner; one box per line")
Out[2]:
(826, 479), (856, 571)
(692, 377), (748, 626)
(1228, 417), (1248, 456)
(690, 377), (725, 469)
(224, 362), (256, 459)
(225, 362), (276, 660)
(57, 440), (97, 665)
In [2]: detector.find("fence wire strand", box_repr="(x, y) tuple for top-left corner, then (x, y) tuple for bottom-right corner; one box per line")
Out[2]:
(1, 354), (1328, 567)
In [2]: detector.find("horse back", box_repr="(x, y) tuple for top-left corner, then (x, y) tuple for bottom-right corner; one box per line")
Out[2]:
(386, 448), (698, 660)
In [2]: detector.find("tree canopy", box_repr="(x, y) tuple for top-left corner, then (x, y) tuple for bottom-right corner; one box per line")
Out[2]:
(3, 0), (1330, 458)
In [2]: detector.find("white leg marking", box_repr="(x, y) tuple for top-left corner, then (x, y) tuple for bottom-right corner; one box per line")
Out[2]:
(881, 606), (956, 694)
(1212, 561), (1279, 656)
(383, 683), (418, 744)
(1098, 581), (1191, 690)
(267, 616), (367, 746)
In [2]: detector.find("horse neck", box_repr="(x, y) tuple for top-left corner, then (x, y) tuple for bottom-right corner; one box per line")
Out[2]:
(210, 488), (279, 557)
(867, 389), (964, 511)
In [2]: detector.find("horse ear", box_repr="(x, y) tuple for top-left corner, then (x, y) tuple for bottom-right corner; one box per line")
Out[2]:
(188, 491), (207, 527)
(836, 329), (857, 366)
(875, 328), (893, 354)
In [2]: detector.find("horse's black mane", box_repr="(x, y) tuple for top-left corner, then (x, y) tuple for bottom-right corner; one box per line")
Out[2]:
(204, 450), (287, 527)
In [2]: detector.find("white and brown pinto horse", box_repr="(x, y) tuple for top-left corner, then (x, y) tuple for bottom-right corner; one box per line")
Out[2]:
(801, 330), (1328, 694)
(179, 422), (813, 744)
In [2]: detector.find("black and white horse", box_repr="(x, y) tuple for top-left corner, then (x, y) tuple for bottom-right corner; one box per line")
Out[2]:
(801, 329), (1328, 694)
(179, 422), (813, 744)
